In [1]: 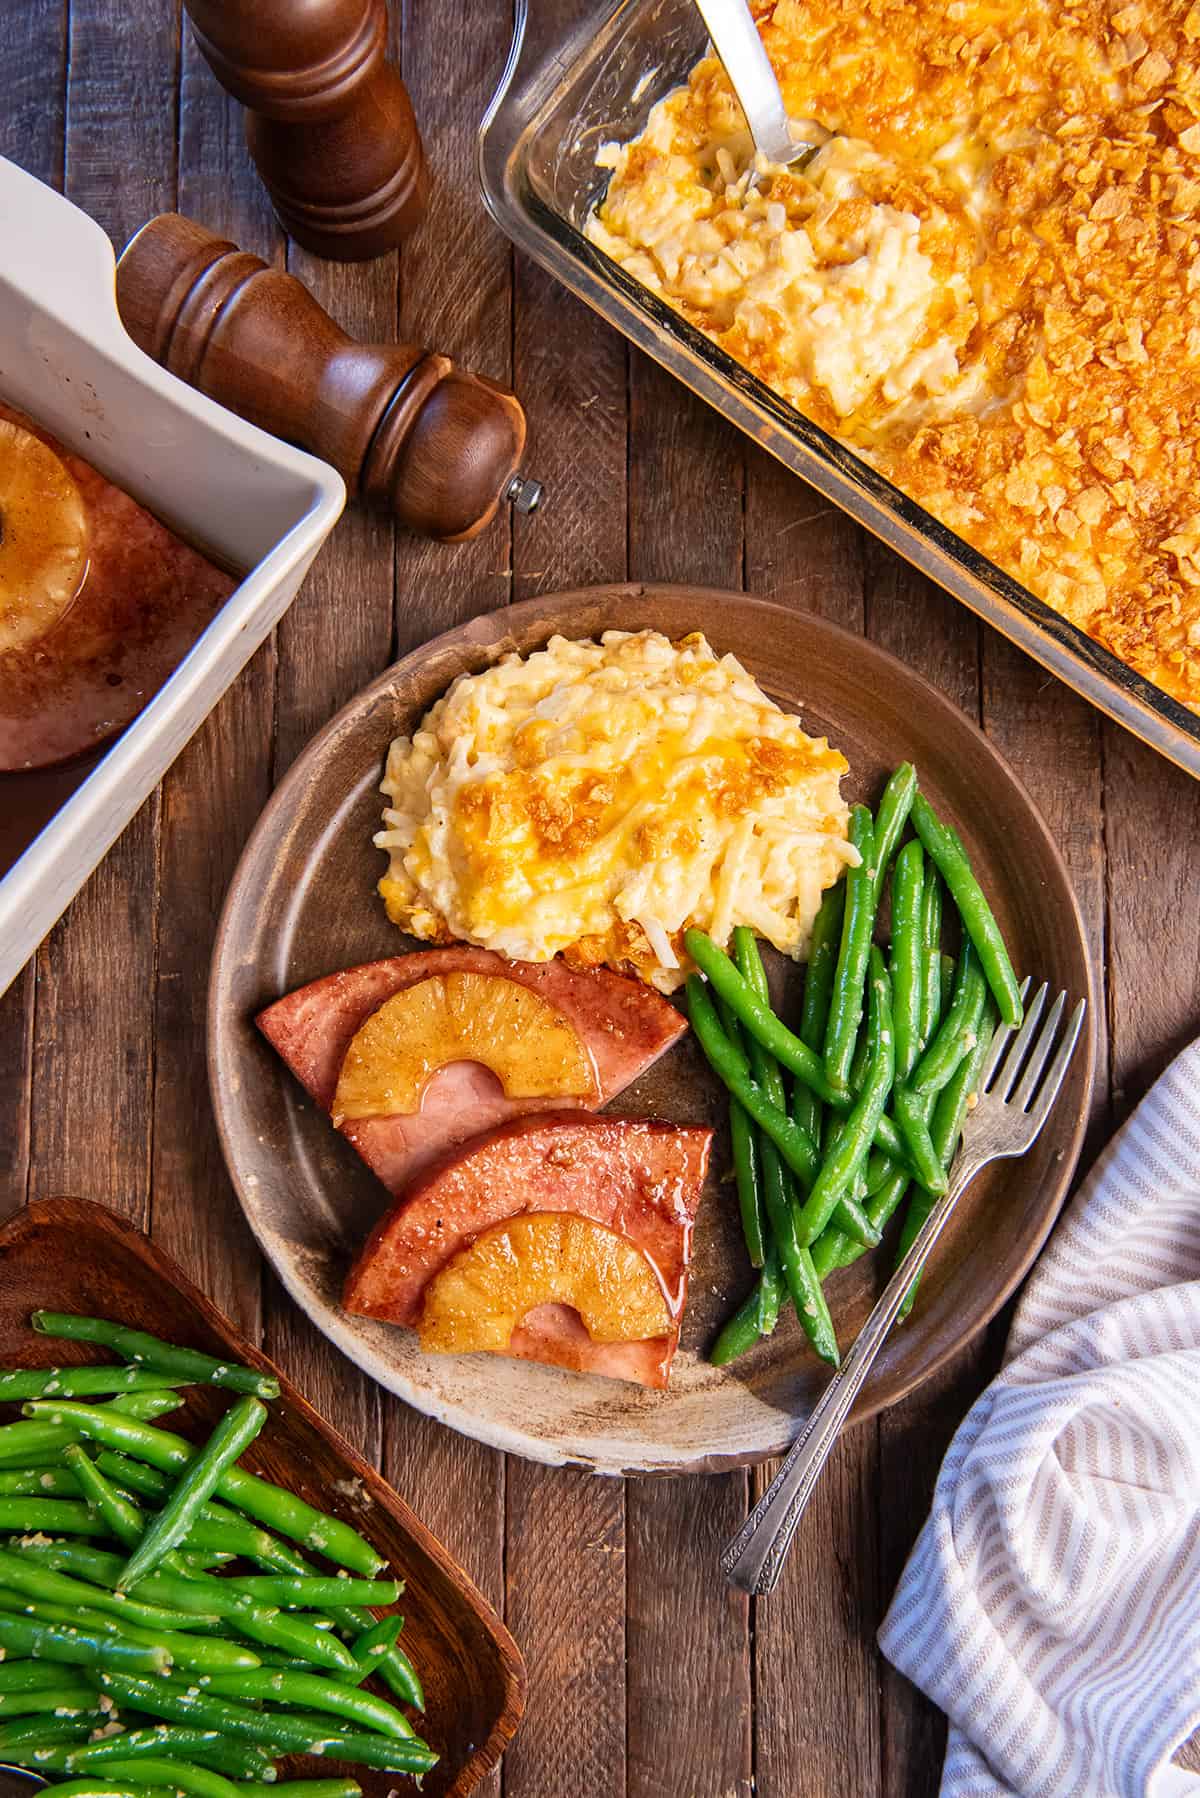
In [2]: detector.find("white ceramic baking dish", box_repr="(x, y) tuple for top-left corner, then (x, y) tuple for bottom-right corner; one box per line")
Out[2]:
(0, 158), (345, 995)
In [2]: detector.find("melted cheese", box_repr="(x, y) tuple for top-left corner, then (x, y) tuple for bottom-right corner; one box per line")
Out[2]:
(375, 629), (855, 990)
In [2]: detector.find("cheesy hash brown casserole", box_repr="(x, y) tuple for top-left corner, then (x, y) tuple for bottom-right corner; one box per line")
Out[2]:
(376, 630), (854, 990)
(587, 0), (1200, 711)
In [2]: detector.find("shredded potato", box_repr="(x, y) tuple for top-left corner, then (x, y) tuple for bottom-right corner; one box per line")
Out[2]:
(375, 630), (855, 991)
(588, 0), (1200, 713)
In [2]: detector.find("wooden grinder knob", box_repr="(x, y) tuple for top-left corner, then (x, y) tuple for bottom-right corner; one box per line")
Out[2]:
(116, 213), (540, 543)
(184, 0), (428, 261)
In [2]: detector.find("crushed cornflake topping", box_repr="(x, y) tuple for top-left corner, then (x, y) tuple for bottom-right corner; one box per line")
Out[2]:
(590, 0), (1200, 712)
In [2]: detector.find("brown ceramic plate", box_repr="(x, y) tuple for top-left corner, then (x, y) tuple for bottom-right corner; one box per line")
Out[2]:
(209, 584), (1095, 1474)
(0, 1199), (525, 1796)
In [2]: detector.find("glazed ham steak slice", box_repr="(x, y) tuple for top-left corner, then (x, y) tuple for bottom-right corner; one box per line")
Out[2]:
(256, 947), (687, 1194)
(344, 1115), (713, 1388)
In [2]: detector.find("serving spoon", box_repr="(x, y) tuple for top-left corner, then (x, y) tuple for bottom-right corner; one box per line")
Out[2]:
(691, 0), (817, 172)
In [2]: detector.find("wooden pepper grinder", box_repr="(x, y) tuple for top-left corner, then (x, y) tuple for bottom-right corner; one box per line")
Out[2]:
(117, 213), (541, 542)
(183, 0), (428, 260)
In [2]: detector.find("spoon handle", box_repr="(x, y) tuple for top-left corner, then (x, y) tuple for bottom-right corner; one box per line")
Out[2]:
(691, 0), (794, 164)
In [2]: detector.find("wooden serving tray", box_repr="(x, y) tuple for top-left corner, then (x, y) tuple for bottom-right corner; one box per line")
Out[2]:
(0, 1198), (525, 1798)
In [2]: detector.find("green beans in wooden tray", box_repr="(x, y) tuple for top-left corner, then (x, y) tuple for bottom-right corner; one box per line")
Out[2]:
(0, 1313), (436, 1796)
(684, 764), (1024, 1368)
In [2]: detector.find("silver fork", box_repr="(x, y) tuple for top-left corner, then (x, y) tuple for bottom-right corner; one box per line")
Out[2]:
(720, 982), (1086, 1597)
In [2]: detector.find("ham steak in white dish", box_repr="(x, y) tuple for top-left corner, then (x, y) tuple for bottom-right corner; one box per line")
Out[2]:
(257, 947), (688, 1196)
(344, 1115), (712, 1388)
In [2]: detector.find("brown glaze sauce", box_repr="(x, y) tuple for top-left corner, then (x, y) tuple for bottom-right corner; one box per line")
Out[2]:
(0, 400), (238, 775)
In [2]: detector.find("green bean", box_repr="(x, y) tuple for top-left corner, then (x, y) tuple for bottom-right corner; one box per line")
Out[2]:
(716, 993), (767, 1269)
(120, 1396), (268, 1589)
(686, 978), (819, 1188)
(93, 1453), (171, 1503)
(32, 1314), (281, 1402)
(847, 1022), (872, 1097)
(106, 1391), (188, 1422)
(823, 806), (879, 1093)
(896, 1000), (998, 1319)
(2, 1780), (157, 1798)
(0, 1393), (181, 1473)
(759, 1130), (839, 1364)
(0, 1661), (86, 1692)
(96, 1674), (438, 1772)
(73, 1759), (241, 1798)
(919, 872), (944, 1045)
(0, 1467), (81, 1497)
(683, 933), (916, 1172)
(0, 1610), (168, 1674)
(62, 1447), (145, 1549)
(906, 939), (989, 1098)
(0, 1545), (218, 1636)
(0, 1590), (259, 1676)
(204, 1667), (414, 1739)
(798, 950), (897, 1245)
(733, 929), (871, 1247)
(811, 1162), (912, 1278)
(0, 1714), (103, 1756)
(794, 883), (845, 1144)
(84, 1486), (420, 1715)
(869, 763), (918, 905)
(889, 839), (925, 1081)
(734, 927), (863, 1251)
(909, 793), (1022, 1028)
(225, 1577), (400, 1608)
(710, 1250), (785, 1365)
(23, 1404), (383, 1577)
(0, 1368), (184, 1403)
(6, 1535), (356, 1675)
(323, 1604), (422, 1711)
(337, 1612), (403, 1688)
(65, 1730), (273, 1782)
(893, 947), (988, 1192)
(0, 1499), (109, 1537)
(0, 1681), (98, 1717)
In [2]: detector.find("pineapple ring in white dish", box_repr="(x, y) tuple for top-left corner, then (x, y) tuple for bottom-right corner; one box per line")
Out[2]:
(0, 419), (88, 655)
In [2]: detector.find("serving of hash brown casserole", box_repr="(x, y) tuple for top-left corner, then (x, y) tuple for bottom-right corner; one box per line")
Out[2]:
(375, 630), (855, 990)
(586, 0), (1200, 712)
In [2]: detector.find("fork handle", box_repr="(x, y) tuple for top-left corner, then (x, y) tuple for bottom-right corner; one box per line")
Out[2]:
(721, 1152), (979, 1596)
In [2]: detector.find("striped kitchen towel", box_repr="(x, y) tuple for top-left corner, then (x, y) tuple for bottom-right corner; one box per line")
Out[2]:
(878, 1036), (1200, 1798)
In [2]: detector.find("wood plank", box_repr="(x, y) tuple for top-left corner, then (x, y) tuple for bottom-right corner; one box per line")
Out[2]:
(981, 637), (1109, 1149)
(145, 40), (280, 1332)
(1103, 723), (1200, 1106)
(27, 0), (181, 1224)
(502, 1462), (626, 1798)
(744, 445), (881, 1798)
(0, 0), (70, 1224)
(626, 355), (752, 1798)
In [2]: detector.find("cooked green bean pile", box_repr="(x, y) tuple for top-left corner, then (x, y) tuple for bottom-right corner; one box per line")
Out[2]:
(686, 766), (1020, 1366)
(0, 1313), (436, 1796)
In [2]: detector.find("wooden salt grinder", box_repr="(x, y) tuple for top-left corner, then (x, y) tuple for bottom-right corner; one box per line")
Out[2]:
(183, 0), (428, 260)
(117, 213), (541, 543)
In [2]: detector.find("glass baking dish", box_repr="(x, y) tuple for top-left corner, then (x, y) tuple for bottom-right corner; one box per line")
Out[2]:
(479, 0), (1200, 779)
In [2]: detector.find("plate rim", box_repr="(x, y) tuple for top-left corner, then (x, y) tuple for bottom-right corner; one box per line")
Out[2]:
(208, 581), (1097, 1475)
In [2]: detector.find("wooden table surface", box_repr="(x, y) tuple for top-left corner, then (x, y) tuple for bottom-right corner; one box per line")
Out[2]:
(5, 4), (1200, 1794)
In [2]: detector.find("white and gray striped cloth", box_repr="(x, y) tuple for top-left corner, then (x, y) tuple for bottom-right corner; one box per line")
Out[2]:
(879, 1037), (1200, 1798)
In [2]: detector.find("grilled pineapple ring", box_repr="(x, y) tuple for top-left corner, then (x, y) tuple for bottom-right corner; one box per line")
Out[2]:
(0, 419), (89, 655)
(332, 970), (598, 1123)
(419, 1213), (672, 1354)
